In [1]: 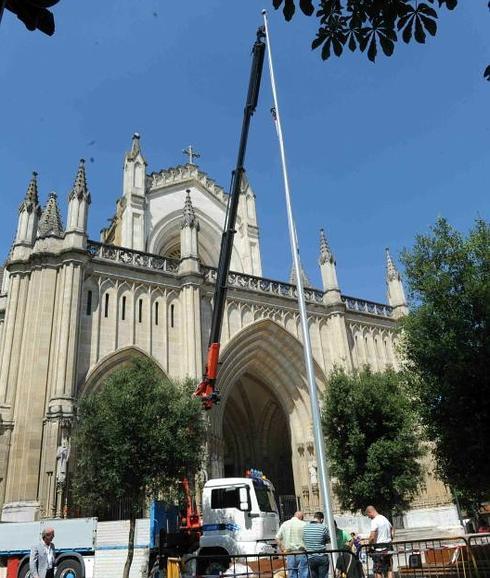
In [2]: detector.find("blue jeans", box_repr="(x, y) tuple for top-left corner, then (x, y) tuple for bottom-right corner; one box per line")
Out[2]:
(308, 556), (329, 578)
(286, 554), (309, 578)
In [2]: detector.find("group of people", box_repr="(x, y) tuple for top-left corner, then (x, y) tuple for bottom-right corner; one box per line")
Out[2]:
(276, 506), (393, 578)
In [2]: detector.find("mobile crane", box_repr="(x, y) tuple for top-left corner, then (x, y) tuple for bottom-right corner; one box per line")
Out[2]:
(193, 25), (266, 410)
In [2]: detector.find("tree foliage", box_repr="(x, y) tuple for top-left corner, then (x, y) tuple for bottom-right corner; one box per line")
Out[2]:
(400, 217), (490, 509)
(322, 368), (424, 516)
(271, 1), (489, 79)
(72, 357), (205, 577)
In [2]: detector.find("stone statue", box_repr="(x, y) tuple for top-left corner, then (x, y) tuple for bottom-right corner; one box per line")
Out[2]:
(309, 463), (318, 485)
(56, 439), (70, 485)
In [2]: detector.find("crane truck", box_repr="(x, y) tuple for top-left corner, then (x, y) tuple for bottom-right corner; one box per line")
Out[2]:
(0, 23), (277, 578)
(0, 472), (279, 578)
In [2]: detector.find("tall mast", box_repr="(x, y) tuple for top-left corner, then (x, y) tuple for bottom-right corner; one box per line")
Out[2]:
(262, 9), (338, 551)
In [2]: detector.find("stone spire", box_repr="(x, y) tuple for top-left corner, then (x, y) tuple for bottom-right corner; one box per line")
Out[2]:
(289, 263), (312, 288)
(66, 159), (91, 239)
(38, 192), (64, 238)
(386, 247), (398, 282)
(181, 189), (199, 229)
(319, 228), (333, 264)
(69, 159), (91, 203)
(19, 171), (40, 212)
(179, 189), (200, 274)
(126, 132), (143, 162)
(122, 133), (146, 250)
(385, 248), (408, 318)
(15, 172), (42, 246)
(318, 228), (340, 300)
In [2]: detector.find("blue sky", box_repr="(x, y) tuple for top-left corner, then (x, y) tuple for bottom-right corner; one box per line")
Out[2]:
(0, 1), (488, 302)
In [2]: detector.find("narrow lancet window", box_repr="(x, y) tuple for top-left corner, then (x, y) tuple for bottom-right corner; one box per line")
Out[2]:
(86, 290), (92, 316)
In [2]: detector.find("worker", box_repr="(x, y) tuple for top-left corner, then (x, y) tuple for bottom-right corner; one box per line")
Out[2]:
(276, 511), (308, 578)
(365, 505), (394, 578)
(334, 521), (353, 550)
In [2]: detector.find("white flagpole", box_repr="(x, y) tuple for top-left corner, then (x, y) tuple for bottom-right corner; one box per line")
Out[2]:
(261, 9), (338, 552)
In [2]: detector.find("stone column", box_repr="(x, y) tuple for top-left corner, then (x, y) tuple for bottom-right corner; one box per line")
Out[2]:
(0, 271), (30, 511)
(1, 261), (66, 521)
(327, 310), (353, 371)
(180, 284), (203, 379)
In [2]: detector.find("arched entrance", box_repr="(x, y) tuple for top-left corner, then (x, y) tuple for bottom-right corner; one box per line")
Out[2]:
(74, 348), (167, 520)
(222, 372), (295, 497)
(209, 319), (328, 518)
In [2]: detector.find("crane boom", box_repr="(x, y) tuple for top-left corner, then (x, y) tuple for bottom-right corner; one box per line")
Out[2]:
(194, 26), (266, 410)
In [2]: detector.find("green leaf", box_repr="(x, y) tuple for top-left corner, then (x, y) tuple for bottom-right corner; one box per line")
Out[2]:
(321, 38), (332, 60)
(418, 3), (438, 18)
(300, 0), (315, 16)
(333, 37), (344, 56)
(414, 15), (426, 43)
(379, 33), (395, 56)
(283, 0), (296, 20)
(348, 32), (357, 52)
(419, 14), (437, 36)
(312, 31), (326, 50)
(367, 34), (377, 61)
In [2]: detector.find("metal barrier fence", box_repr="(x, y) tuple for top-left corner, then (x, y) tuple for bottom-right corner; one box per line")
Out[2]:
(359, 535), (490, 578)
(156, 535), (490, 578)
(181, 550), (361, 578)
(467, 533), (490, 578)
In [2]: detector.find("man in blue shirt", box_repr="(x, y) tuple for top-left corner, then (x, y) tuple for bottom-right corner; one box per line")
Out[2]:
(303, 512), (329, 578)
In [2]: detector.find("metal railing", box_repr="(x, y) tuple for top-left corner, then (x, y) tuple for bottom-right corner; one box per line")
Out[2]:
(359, 536), (487, 578)
(467, 533), (490, 577)
(180, 549), (360, 578)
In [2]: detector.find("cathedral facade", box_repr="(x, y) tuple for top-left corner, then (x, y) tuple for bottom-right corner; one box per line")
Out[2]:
(0, 135), (455, 526)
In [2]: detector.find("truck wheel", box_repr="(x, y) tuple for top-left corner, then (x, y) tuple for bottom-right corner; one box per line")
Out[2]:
(18, 564), (32, 578)
(55, 558), (83, 578)
(204, 559), (229, 575)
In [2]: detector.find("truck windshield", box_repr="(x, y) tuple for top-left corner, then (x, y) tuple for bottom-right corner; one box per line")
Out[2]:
(253, 481), (278, 513)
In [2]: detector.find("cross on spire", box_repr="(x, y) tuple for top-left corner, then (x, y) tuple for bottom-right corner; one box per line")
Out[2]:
(182, 145), (200, 165)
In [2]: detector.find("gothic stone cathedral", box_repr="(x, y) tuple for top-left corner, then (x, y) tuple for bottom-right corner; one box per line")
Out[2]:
(0, 135), (455, 527)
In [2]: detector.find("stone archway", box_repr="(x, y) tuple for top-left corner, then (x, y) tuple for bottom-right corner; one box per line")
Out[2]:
(209, 320), (328, 515)
(73, 347), (167, 519)
(222, 373), (295, 497)
(80, 346), (167, 396)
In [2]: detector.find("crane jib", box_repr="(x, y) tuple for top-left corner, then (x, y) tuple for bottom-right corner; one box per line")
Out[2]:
(193, 26), (266, 410)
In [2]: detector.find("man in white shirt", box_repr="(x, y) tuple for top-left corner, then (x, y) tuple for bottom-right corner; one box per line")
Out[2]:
(365, 506), (393, 578)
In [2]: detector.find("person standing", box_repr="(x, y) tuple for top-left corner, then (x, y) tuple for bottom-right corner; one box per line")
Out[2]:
(303, 511), (330, 578)
(365, 506), (393, 578)
(30, 527), (56, 578)
(350, 532), (362, 558)
(335, 521), (353, 550)
(276, 511), (308, 578)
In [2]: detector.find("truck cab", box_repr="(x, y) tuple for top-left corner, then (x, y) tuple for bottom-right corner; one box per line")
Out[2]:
(199, 474), (279, 563)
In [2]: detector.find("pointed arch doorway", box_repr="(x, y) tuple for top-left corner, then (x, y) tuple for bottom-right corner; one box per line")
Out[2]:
(222, 372), (295, 498)
(210, 319), (329, 519)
